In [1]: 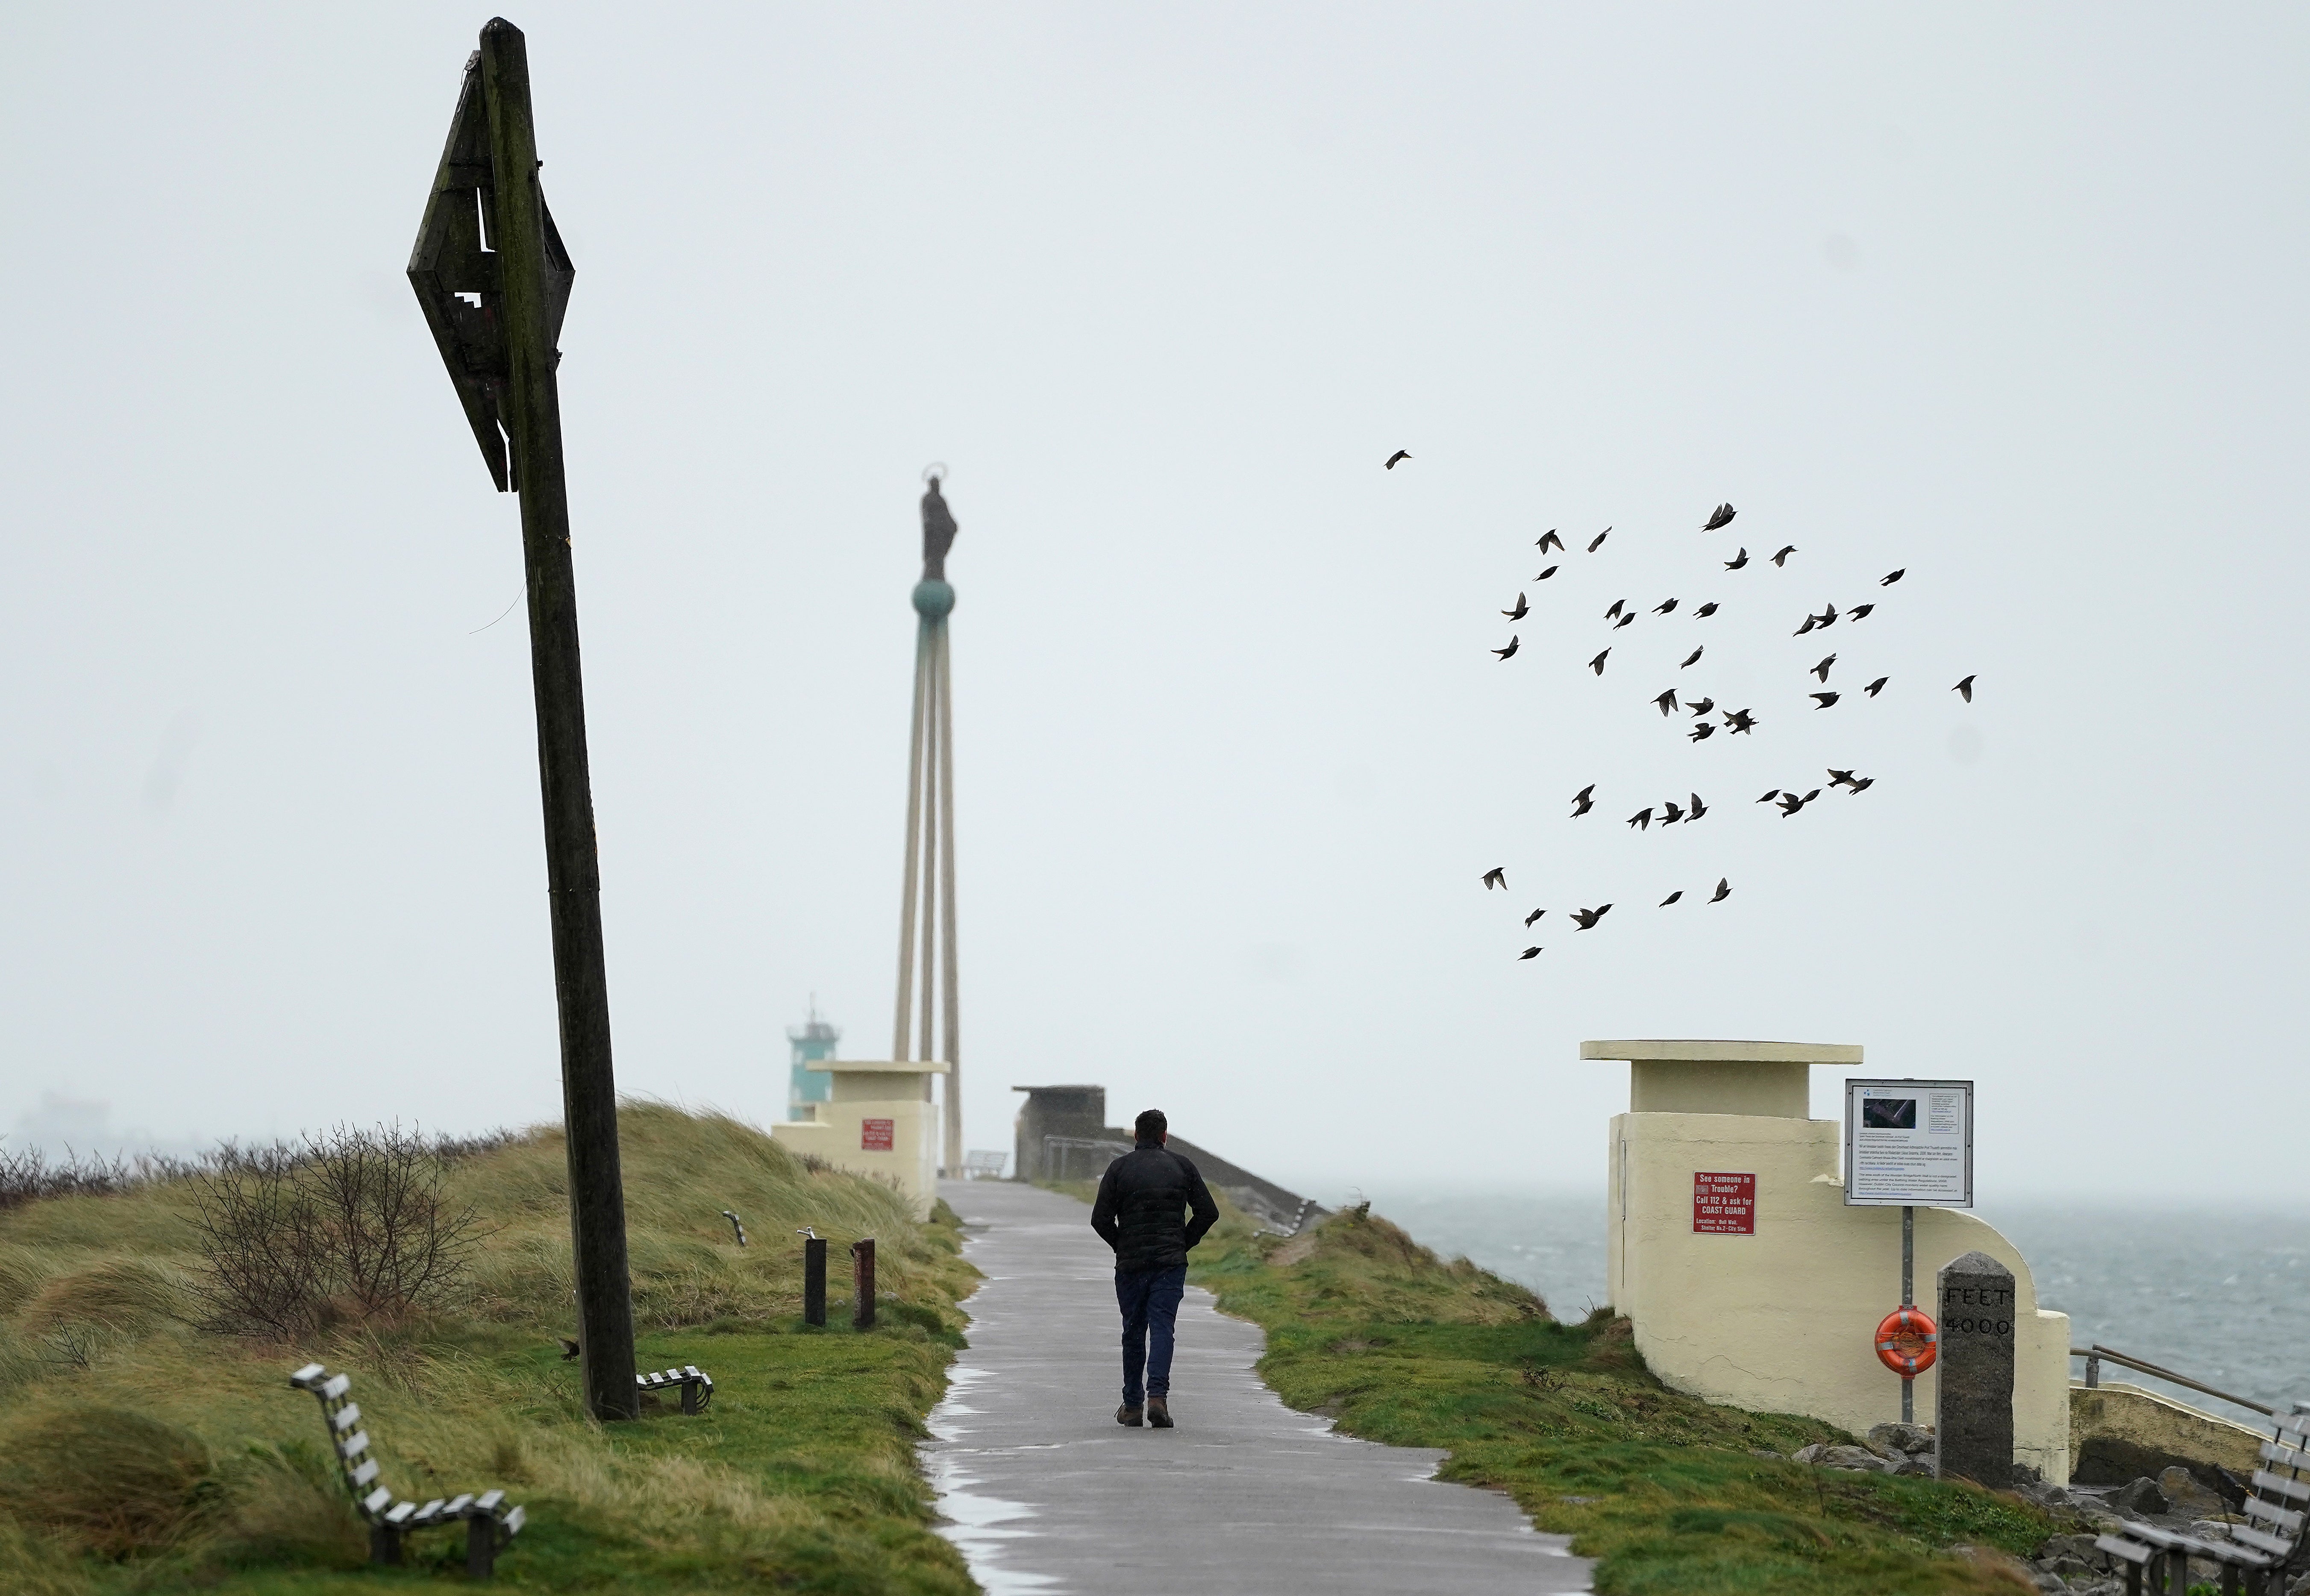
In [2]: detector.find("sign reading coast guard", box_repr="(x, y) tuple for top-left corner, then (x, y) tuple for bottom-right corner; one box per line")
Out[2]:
(1933, 1250), (2016, 1485)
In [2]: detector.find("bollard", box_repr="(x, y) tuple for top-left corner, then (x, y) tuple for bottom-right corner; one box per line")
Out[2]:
(804, 1237), (827, 1326)
(852, 1238), (876, 1329)
(1934, 1251), (2016, 1486)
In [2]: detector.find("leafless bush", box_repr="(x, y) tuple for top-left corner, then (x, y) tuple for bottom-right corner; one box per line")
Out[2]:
(0, 1145), (196, 1212)
(185, 1124), (487, 1339)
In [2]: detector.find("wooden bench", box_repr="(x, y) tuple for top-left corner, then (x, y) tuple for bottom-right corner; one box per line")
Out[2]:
(638, 1363), (714, 1415)
(961, 1150), (1008, 1179)
(2095, 1401), (2308, 1595)
(289, 1362), (526, 1578)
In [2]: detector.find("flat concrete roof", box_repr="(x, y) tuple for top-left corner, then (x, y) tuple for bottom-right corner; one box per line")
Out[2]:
(1578, 1039), (1863, 1064)
(1009, 1084), (1102, 1092)
(804, 1058), (952, 1074)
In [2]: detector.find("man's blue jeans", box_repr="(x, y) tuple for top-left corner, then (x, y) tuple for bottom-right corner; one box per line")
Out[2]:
(1116, 1264), (1187, 1407)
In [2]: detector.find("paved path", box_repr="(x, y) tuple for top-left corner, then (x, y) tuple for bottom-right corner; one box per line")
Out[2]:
(924, 1179), (1590, 1595)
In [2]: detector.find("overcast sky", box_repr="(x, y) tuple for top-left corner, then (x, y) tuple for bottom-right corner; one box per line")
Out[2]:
(4, 4), (2305, 1205)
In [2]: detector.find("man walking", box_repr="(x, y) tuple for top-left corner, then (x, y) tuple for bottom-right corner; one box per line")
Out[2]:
(1090, 1109), (1219, 1429)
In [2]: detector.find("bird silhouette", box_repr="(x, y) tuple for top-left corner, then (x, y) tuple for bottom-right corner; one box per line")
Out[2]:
(1570, 783), (1595, 816)
(1605, 598), (1626, 620)
(1536, 565), (1559, 580)
(1864, 676), (1887, 697)
(1827, 768), (1858, 788)
(1654, 598), (1678, 615)
(1710, 877), (1731, 903)
(1587, 528), (1611, 552)
(559, 1337), (581, 1361)
(1660, 800), (1686, 825)
(1687, 697), (1715, 716)
(1385, 450), (1410, 469)
(1702, 503), (1737, 531)
(1687, 792), (1709, 821)
(1772, 546), (1798, 566)
(1724, 548), (1750, 571)
(1493, 637), (1519, 660)
(1525, 907), (1547, 927)
(1793, 616), (1818, 637)
(1849, 777), (1875, 794)
(1723, 707), (1757, 734)
(1613, 613), (1635, 630)
(1815, 603), (1840, 628)
(1654, 689), (1680, 716)
(1680, 646), (1704, 669)
(1881, 569), (1905, 586)
(1812, 654), (1836, 682)
(1519, 946), (1543, 959)
(1570, 904), (1612, 930)
(1482, 867), (1507, 889)
(1694, 601), (1719, 618)
(1660, 890), (1684, 907)
(1848, 604), (1875, 621)
(1503, 594), (1528, 620)
(1589, 650), (1610, 675)
(1777, 789), (1819, 816)
(1688, 722), (1716, 742)
(1953, 675), (1975, 702)
(1812, 692), (1840, 708)
(1757, 789), (1781, 804)
(1627, 808), (1654, 830)
(1538, 530), (1564, 553)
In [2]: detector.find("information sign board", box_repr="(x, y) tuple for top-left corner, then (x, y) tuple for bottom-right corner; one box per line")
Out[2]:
(1692, 1171), (1756, 1234)
(1843, 1079), (1972, 1207)
(861, 1118), (895, 1152)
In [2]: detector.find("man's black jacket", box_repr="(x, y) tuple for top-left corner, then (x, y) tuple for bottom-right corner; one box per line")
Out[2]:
(1091, 1142), (1220, 1273)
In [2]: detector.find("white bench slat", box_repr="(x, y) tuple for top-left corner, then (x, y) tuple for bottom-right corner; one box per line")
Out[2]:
(474, 1489), (504, 1513)
(337, 1430), (370, 1461)
(361, 1485), (392, 1515)
(2245, 1495), (2303, 1534)
(2261, 1440), (2310, 1471)
(350, 1458), (379, 1487)
(503, 1505), (526, 1536)
(384, 1501), (417, 1525)
(2229, 1522), (2292, 1557)
(289, 1363), (326, 1388)
(410, 1497), (448, 1526)
(2278, 1413), (2310, 1440)
(320, 1373), (351, 1400)
(442, 1493), (474, 1518)
(2094, 1536), (2152, 1567)
(330, 1402), (361, 1433)
(2253, 1469), (2310, 1505)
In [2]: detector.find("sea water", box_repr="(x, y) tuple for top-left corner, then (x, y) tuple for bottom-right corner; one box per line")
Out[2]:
(1362, 1187), (2310, 1428)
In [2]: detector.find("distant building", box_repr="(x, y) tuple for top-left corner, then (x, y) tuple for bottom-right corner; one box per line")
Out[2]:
(787, 1005), (840, 1121)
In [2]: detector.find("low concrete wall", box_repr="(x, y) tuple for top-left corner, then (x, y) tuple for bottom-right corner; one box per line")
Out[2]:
(2069, 1381), (2266, 1489)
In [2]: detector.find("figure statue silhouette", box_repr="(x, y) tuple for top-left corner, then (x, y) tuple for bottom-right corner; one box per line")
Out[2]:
(921, 477), (958, 582)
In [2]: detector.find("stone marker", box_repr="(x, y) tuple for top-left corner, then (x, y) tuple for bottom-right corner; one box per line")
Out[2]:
(1934, 1250), (2016, 1485)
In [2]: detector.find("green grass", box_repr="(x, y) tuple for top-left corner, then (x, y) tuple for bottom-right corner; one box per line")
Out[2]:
(1172, 1197), (2073, 1595)
(0, 1105), (979, 1593)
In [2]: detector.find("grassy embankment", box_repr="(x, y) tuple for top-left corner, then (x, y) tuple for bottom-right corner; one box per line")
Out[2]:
(1047, 1178), (2067, 1595)
(0, 1106), (978, 1594)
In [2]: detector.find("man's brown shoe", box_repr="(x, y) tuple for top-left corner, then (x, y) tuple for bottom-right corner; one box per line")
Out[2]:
(1115, 1404), (1143, 1426)
(1146, 1396), (1173, 1429)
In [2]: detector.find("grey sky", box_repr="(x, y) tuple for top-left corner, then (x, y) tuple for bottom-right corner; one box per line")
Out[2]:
(3, 5), (2304, 1202)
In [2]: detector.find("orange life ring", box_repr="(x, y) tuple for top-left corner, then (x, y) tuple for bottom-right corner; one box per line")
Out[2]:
(1875, 1306), (1938, 1376)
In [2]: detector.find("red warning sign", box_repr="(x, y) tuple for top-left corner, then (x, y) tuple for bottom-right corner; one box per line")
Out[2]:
(861, 1118), (895, 1152)
(1692, 1171), (1756, 1234)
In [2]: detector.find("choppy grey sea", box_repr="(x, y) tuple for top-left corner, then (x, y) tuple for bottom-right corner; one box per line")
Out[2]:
(1359, 1188), (2310, 1429)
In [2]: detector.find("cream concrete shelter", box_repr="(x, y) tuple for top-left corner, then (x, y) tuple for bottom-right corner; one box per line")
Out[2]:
(1588, 1039), (2071, 1484)
(770, 1059), (949, 1218)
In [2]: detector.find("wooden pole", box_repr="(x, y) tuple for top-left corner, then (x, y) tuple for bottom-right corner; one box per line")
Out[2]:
(891, 622), (929, 1059)
(936, 620), (961, 1176)
(477, 17), (638, 1423)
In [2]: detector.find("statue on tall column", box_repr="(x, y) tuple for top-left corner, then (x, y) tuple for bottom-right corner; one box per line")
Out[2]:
(920, 476), (958, 583)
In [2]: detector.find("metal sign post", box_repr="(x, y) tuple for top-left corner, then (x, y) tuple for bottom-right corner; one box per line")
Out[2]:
(407, 18), (638, 1421)
(1846, 1078), (1974, 1424)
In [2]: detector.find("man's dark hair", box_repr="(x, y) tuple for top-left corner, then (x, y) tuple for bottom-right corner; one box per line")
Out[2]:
(1133, 1109), (1167, 1143)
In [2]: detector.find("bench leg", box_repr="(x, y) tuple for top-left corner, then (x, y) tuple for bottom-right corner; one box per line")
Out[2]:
(369, 1524), (403, 1566)
(466, 1516), (497, 1579)
(682, 1381), (699, 1416)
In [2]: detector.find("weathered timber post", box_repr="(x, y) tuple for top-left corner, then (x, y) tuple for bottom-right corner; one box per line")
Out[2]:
(407, 18), (638, 1421)
(1934, 1250), (2016, 1485)
(852, 1238), (878, 1329)
(804, 1237), (828, 1326)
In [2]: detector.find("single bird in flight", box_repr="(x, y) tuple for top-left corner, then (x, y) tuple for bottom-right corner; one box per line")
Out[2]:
(1660, 800), (1686, 825)
(1694, 601), (1719, 617)
(1881, 569), (1905, 586)
(1605, 598), (1625, 620)
(1702, 503), (1737, 531)
(1689, 722), (1716, 742)
(1493, 636), (1519, 660)
(1849, 777), (1875, 794)
(1793, 615), (1818, 637)
(1813, 603), (1840, 628)
(1503, 593), (1528, 620)
(1660, 890), (1684, 907)
(1525, 907), (1547, 927)
(1536, 565), (1559, 580)
(1613, 612), (1635, 629)
(1587, 528), (1611, 552)
(1724, 548), (1750, 570)
(1570, 783), (1595, 816)
(1385, 450), (1411, 469)
(1627, 807), (1654, 830)
(1654, 598), (1678, 615)
(1812, 654), (1837, 682)
(1570, 904), (1612, 930)
(1710, 877), (1731, 902)
(1757, 789), (1781, 804)
(1812, 691), (1840, 708)
(1687, 696), (1715, 716)
(1723, 707), (1757, 734)
(1686, 792), (1709, 821)
(1538, 529), (1565, 554)
(1481, 867), (1507, 890)
(1953, 674), (1976, 702)
(1681, 646), (1704, 668)
(559, 1337), (581, 1361)
(1864, 676), (1887, 697)
(1590, 649), (1610, 675)
(1848, 603), (1874, 621)
(1778, 789), (1819, 816)
(1519, 946), (1543, 959)
(1772, 546), (1798, 566)
(1654, 689), (1680, 716)
(1827, 768), (1859, 789)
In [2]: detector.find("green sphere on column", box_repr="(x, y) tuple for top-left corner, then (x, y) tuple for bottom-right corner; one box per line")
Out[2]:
(913, 579), (955, 618)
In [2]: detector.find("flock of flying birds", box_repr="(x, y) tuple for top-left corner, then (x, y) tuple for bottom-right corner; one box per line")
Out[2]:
(1396, 466), (1981, 961)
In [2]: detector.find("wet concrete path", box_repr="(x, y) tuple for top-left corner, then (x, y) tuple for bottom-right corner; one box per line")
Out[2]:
(923, 1179), (1590, 1595)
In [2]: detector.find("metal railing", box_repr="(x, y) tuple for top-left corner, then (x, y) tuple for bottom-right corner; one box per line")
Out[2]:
(1041, 1136), (1132, 1183)
(2072, 1342), (2274, 1417)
